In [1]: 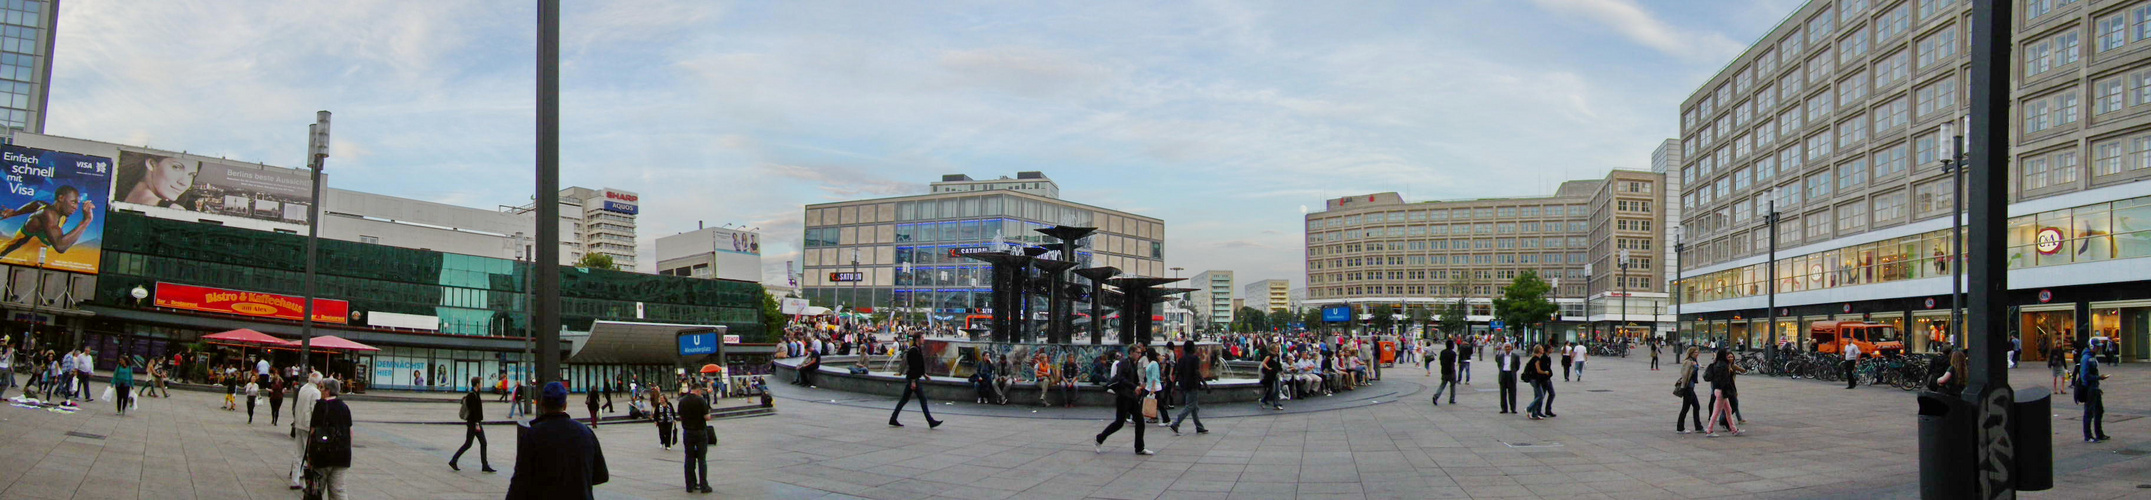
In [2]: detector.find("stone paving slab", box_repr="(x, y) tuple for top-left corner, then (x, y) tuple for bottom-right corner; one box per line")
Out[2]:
(1, 354), (2147, 499)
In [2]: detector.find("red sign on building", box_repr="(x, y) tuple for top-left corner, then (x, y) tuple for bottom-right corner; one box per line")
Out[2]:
(154, 282), (350, 324)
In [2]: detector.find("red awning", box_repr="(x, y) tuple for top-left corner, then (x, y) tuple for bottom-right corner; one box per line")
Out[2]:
(305, 335), (380, 353)
(201, 329), (299, 348)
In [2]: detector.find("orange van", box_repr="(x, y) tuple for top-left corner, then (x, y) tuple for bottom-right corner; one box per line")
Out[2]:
(1810, 321), (1906, 357)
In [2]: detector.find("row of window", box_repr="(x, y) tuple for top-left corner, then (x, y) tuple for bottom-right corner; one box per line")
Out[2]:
(1313, 205), (1587, 228)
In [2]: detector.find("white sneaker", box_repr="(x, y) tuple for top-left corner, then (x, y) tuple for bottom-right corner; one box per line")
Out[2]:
(1136, 449), (1154, 455)
(1094, 442), (1103, 453)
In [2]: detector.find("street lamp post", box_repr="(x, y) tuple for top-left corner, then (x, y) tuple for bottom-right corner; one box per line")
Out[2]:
(1582, 264), (1593, 343)
(1673, 226), (1684, 344)
(850, 248), (861, 330)
(1619, 248), (1631, 341)
(299, 111), (330, 374)
(1764, 188), (1780, 351)
(1940, 117), (1969, 352)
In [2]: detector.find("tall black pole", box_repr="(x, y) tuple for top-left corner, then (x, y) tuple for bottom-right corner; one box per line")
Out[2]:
(1964, 0), (2015, 496)
(1674, 238), (1684, 343)
(1952, 133), (1966, 352)
(300, 111), (329, 374)
(534, 0), (563, 386)
(1766, 198), (1777, 350)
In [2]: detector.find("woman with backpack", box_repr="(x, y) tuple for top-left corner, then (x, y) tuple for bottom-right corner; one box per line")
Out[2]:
(1703, 350), (1743, 437)
(1673, 347), (1703, 433)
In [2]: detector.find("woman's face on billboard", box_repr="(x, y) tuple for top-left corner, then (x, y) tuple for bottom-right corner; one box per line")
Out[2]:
(144, 157), (197, 201)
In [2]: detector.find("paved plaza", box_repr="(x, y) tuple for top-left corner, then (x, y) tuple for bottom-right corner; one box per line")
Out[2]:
(0, 354), (2146, 499)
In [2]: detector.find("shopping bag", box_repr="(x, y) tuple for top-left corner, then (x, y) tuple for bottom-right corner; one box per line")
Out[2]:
(131, 388), (140, 409)
(100, 387), (113, 402)
(1141, 396), (1158, 419)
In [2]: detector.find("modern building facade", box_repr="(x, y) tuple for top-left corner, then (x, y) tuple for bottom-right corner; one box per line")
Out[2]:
(88, 211), (765, 392)
(1672, 0), (2151, 361)
(657, 225), (763, 282)
(505, 186), (639, 271)
(1242, 278), (1291, 313)
(0, 0), (55, 133)
(1305, 181), (1597, 339)
(323, 188), (578, 263)
(798, 172), (1165, 319)
(1187, 270), (1234, 330)
(1585, 170), (1672, 337)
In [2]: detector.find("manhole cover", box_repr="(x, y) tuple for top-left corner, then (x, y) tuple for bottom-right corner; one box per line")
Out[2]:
(63, 431), (104, 440)
(1586, 389), (1613, 393)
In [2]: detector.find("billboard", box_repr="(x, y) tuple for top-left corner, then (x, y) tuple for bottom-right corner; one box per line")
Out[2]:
(153, 282), (349, 324)
(0, 144), (111, 274)
(112, 152), (314, 227)
(600, 189), (637, 214)
(724, 230), (759, 255)
(828, 271), (864, 282)
(1321, 306), (1351, 323)
(601, 200), (638, 214)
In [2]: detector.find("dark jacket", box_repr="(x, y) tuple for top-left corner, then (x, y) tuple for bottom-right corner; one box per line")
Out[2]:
(307, 398), (353, 468)
(1496, 352), (1522, 374)
(1439, 349), (1457, 381)
(1175, 353), (1202, 391)
(653, 402), (676, 425)
(1107, 359), (1139, 398)
(460, 391), (483, 423)
(678, 392), (710, 432)
(585, 385), (600, 408)
(903, 345), (927, 380)
(506, 412), (610, 500)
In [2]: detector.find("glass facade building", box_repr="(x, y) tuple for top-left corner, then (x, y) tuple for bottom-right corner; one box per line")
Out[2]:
(1672, 0), (2151, 360)
(85, 211), (766, 391)
(0, 0), (50, 132)
(799, 173), (1166, 318)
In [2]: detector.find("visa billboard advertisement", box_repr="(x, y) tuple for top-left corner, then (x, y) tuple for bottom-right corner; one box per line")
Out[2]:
(0, 144), (111, 274)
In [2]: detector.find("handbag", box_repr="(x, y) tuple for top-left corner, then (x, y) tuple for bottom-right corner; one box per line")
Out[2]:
(705, 427), (717, 445)
(1141, 396), (1159, 419)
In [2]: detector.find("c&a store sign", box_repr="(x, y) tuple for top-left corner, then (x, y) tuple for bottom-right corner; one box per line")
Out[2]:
(153, 282), (349, 324)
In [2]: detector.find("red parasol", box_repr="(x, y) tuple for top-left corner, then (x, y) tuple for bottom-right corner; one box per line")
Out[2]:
(699, 364), (722, 374)
(200, 329), (299, 348)
(305, 335), (381, 353)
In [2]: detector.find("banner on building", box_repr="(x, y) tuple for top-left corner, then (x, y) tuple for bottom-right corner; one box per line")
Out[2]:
(0, 144), (112, 274)
(153, 282), (349, 324)
(112, 151), (314, 228)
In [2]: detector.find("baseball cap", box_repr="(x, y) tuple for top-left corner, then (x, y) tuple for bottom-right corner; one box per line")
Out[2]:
(542, 381), (570, 407)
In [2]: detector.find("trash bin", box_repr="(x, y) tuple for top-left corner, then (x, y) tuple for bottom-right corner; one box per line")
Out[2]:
(2010, 386), (2053, 491)
(1917, 391), (1974, 500)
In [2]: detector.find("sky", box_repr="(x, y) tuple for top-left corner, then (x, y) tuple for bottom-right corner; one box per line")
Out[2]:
(45, 0), (1806, 290)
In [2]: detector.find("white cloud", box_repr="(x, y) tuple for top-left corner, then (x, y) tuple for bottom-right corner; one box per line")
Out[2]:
(1528, 0), (1745, 62)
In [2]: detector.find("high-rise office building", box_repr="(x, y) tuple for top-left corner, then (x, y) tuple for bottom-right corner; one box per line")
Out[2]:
(657, 226), (763, 282)
(1304, 170), (1666, 339)
(798, 172), (1165, 317)
(1673, 0), (2151, 361)
(1187, 270), (1234, 329)
(0, 0), (55, 133)
(1242, 279), (1291, 313)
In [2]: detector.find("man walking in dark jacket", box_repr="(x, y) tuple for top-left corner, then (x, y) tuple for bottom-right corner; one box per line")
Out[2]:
(306, 379), (354, 500)
(449, 377), (496, 472)
(678, 383), (714, 493)
(508, 382), (610, 499)
(1169, 341), (1207, 435)
(1094, 349), (1150, 455)
(1432, 341), (1458, 405)
(889, 334), (943, 428)
(1496, 344), (1521, 414)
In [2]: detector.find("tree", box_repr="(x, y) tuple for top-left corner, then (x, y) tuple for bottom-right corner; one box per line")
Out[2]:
(1493, 270), (1559, 344)
(1439, 274), (1473, 338)
(758, 290), (787, 342)
(575, 253), (619, 271)
(1233, 306), (1269, 332)
(1268, 309), (1297, 332)
(1301, 309), (1325, 333)
(1409, 307), (1432, 340)
(1370, 304), (1395, 335)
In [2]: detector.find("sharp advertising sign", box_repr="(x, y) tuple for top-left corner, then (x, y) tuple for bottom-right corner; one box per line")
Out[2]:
(0, 145), (112, 274)
(113, 151), (315, 229)
(600, 189), (638, 215)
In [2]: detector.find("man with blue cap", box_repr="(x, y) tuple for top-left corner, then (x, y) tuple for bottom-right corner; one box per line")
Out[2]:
(508, 381), (609, 499)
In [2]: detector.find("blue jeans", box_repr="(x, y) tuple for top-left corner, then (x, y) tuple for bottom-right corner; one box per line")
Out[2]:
(1574, 361), (1585, 380)
(1170, 389), (1203, 431)
(2083, 388), (2106, 440)
(1526, 380), (1547, 416)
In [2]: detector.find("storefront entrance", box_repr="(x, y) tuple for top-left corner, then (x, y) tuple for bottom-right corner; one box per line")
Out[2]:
(2092, 302), (2150, 363)
(2018, 306), (2074, 362)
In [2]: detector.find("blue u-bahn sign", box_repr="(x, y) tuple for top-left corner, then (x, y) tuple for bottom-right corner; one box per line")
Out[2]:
(678, 331), (719, 356)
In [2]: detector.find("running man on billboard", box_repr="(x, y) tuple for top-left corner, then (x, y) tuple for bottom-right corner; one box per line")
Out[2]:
(0, 185), (95, 259)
